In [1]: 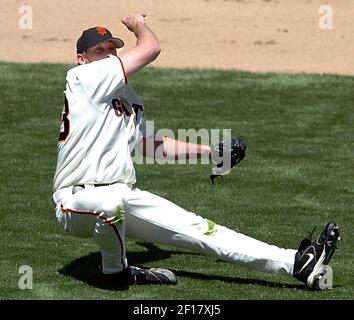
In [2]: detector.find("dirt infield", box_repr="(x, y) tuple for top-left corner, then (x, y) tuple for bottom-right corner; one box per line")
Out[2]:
(1, 0), (353, 75)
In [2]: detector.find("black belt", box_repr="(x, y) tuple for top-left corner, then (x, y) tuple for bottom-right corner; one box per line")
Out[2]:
(76, 183), (115, 188)
(72, 182), (118, 194)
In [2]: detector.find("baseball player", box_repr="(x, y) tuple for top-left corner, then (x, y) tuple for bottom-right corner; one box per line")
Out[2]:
(53, 13), (340, 289)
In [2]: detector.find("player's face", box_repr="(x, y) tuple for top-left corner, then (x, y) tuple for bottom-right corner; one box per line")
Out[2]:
(77, 41), (118, 64)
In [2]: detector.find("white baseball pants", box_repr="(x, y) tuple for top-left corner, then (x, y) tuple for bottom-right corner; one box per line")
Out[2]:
(53, 183), (296, 276)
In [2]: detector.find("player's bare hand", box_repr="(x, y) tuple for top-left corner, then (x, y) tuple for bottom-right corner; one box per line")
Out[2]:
(121, 13), (146, 33)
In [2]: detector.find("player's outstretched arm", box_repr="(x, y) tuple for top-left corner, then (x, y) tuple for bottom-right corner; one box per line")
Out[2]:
(135, 135), (247, 182)
(119, 13), (161, 76)
(137, 136), (211, 161)
(161, 136), (211, 160)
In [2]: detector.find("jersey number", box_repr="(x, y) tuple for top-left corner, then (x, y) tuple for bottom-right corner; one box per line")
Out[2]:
(58, 96), (70, 143)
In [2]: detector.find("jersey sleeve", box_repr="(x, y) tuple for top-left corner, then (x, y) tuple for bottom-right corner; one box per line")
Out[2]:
(76, 55), (127, 105)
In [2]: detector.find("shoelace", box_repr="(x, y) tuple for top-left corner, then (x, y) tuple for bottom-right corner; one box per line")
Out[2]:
(298, 226), (317, 251)
(306, 226), (317, 241)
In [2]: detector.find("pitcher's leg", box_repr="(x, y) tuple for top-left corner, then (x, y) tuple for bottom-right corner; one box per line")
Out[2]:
(58, 186), (128, 274)
(124, 189), (296, 276)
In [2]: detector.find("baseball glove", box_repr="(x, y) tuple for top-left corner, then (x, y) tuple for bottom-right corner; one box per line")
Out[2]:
(210, 136), (247, 183)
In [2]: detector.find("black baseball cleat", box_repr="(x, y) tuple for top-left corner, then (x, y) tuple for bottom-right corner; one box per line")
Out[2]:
(293, 221), (340, 290)
(128, 265), (177, 285)
(103, 265), (177, 286)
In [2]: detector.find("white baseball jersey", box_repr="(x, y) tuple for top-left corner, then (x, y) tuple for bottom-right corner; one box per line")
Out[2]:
(53, 55), (151, 191)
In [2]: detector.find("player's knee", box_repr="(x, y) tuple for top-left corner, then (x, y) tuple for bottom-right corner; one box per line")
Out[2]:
(101, 197), (125, 221)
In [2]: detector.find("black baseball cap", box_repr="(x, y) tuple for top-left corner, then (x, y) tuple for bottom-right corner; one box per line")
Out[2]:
(76, 26), (124, 54)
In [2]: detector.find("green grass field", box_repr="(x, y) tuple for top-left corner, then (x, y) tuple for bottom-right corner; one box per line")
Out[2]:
(0, 62), (353, 300)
